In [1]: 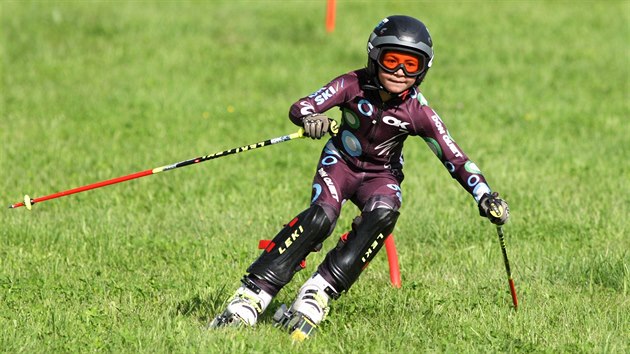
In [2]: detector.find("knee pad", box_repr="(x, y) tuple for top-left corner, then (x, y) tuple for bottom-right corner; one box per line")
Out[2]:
(319, 208), (399, 292)
(363, 195), (400, 213)
(247, 205), (333, 289)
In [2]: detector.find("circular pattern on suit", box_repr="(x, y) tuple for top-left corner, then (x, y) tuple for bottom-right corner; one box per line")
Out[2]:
(341, 131), (362, 157)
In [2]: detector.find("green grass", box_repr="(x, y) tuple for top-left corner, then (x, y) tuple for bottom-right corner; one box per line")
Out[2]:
(1, 1), (628, 352)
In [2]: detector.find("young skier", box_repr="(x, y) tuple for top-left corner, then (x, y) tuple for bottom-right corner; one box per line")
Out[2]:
(211, 15), (509, 339)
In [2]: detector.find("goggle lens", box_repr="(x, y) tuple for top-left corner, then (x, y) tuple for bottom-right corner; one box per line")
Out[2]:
(378, 51), (425, 77)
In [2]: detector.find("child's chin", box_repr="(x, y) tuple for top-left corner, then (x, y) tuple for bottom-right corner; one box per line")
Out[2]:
(384, 83), (411, 94)
(387, 87), (407, 94)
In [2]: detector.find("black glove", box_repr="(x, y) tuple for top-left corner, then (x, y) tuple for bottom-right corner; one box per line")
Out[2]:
(478, 192), (510, 225)
(302, 114), (330, 139)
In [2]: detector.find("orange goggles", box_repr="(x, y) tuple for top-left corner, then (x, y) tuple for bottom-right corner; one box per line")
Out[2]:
(378, 50), (425, 77)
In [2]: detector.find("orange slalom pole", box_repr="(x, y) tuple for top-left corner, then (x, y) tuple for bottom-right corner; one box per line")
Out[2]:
(325, 0), (336, 33)
(385, 234), (401, 288)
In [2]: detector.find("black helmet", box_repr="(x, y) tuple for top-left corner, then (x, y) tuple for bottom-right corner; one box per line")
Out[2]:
(367, 15), (434, 88)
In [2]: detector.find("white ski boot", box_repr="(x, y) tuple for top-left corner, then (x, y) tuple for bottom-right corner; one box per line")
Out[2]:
(210, 285), (272, 328)
(274, 273), (338, 341)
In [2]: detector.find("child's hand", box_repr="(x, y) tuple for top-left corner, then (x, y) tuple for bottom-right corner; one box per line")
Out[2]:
(302, 114), (331, 139)
(478, 192), (510, 225)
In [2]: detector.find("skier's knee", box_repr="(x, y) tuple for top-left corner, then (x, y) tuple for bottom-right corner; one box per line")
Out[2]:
(247, 204), (334, 290)
(319, 207), (399, 292)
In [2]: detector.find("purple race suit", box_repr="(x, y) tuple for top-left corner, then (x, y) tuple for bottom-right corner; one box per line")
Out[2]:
(289, 69), (491, 218)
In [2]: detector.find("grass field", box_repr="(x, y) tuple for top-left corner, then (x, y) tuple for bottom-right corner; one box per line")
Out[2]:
(1, 1), (628, 352)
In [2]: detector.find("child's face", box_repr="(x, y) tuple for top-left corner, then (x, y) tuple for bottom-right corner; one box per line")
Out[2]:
(376, 50), (423, 94)
(377, 67), (416, 94)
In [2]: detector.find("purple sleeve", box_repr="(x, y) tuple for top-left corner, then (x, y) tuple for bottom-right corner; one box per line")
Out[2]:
(288, 73), (356, 126)
(415, 105), (492, 202)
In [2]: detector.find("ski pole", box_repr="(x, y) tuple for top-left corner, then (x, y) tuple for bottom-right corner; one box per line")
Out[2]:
(496, 225), (518, 310)
(9, 129), (305, 210)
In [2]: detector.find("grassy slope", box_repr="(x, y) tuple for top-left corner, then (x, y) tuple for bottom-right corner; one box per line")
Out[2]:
(1, 1), (628, 353)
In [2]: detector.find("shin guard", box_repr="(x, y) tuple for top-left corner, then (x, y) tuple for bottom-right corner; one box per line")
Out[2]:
(319, 208), (399, 292)
(247, 205), (332, 289)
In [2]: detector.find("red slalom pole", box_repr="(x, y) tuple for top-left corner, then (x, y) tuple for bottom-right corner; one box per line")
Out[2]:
(385, 234), (401, 288)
